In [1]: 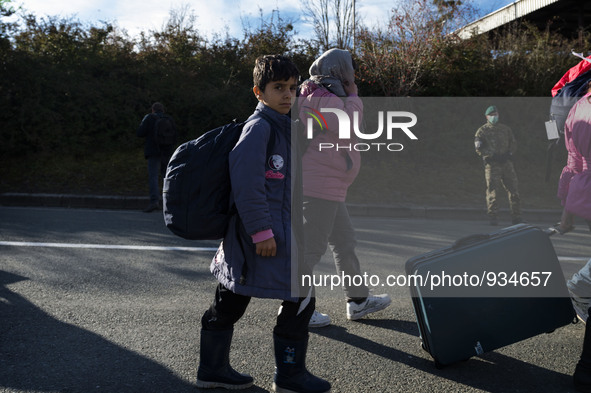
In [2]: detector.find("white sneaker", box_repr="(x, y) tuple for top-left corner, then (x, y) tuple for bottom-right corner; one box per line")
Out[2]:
(570, 290), (589, 324)
(347, 294), (391, 321)
(309, 310), (331, 328)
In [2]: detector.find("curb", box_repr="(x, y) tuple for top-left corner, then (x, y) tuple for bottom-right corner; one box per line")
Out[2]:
(0, 193), (150, 211)
(0, 193), (562, 222)
(346, 203), (562, 222)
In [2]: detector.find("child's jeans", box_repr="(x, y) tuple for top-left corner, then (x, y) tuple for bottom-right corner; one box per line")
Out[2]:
(201, 283), (315, 341)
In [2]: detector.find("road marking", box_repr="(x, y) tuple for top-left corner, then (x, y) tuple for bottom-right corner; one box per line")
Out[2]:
(559, 257), (590, 262)
(1, 241), (588, 261)
(0, 241), (218, 252)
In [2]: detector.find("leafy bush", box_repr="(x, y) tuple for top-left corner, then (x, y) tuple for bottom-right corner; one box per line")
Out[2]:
(0, 2), (586, 208)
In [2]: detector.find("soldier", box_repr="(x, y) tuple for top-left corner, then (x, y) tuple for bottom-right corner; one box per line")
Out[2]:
(474, 105), (523, 226)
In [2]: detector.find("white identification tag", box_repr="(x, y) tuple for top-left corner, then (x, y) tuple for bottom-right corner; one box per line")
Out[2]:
(545, 120), (559, 140)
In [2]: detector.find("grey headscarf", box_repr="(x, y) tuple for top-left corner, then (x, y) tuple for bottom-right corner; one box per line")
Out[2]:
(309, 48), (355, 97)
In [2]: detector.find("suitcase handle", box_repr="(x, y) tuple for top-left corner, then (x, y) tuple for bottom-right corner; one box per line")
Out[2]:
(452, 234), (491, 249)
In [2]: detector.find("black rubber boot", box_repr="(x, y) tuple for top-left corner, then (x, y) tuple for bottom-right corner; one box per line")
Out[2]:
(489, 214), (498, 226)
(575, 307), (591, 393)
(196, 328), (253, 389)
(272, 333), (331, 393)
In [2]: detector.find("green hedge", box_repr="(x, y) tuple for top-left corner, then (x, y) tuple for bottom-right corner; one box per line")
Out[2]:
(0, 9), (585, 208)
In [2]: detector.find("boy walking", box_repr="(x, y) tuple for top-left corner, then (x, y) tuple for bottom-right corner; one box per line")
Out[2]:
(197, 55), (330, 393)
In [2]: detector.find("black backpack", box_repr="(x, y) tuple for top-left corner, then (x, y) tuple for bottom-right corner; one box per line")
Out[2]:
(153, 113), (176, 146)
(162, 116), (274, 240)
(549, 69), (591, 138)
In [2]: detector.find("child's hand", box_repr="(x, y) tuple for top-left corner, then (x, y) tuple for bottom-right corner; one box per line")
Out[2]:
(256, 237), (277, 257)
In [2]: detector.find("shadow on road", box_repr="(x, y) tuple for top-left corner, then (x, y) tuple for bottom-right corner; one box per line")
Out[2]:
(0, 270), (197, 393)
(312, 318), (573, 392)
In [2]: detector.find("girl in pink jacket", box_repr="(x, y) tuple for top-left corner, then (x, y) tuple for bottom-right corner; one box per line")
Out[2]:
(297, 49), (391, 327)
(562, 90), (591, 393)
(557, 91), (591, 230)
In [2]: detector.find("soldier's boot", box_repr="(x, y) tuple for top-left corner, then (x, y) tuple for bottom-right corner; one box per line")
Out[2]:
(511, 216), (524, 225)
(574, 309), (591, 392)
(489, 214), (498, 226)
(196, 328), (254, 389)
(272, 333), (331, 393)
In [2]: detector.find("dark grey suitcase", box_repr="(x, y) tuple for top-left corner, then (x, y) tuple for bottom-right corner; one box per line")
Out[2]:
(405, 224), (576, 368)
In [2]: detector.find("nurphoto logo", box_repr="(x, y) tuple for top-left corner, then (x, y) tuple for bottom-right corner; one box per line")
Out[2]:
(305, 108), (419, 152)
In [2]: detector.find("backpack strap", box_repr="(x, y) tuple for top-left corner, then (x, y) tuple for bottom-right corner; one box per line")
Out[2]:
(255, 111), (277, 154)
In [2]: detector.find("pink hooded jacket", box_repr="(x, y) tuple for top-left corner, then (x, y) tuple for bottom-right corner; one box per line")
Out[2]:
(297, 48), (363, 202)
(557, 92), (591, 220)
(298, 81), (363, 202)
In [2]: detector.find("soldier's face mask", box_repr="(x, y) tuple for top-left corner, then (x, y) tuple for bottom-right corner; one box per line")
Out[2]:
(487, 114), (499, 124)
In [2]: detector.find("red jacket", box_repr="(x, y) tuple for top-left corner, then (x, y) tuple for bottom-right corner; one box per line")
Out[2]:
(552, 56), (591, 97)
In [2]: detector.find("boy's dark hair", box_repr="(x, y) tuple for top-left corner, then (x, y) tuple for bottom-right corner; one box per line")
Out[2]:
(253, 55), (300, 92)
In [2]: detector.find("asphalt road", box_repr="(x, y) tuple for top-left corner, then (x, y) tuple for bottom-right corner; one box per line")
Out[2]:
(1, 206), (591, 393)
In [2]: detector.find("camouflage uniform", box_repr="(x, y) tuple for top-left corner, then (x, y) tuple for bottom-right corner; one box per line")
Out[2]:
(474, 122), (522, 223)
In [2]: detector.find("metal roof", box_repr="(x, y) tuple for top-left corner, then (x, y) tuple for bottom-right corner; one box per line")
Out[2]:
(456, 0), (591, 39)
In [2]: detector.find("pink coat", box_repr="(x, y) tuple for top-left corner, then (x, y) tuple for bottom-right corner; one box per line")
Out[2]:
(557, 92), (591, 220)
(298, 81), (363, 202)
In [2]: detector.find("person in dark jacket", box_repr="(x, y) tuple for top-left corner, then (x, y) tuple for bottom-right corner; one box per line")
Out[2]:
(136, 102), (177, 212)
(197, 55), (330, 393)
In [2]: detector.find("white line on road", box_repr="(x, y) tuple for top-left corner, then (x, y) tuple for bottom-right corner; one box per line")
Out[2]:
(559, 257), (590, 262)
(0, 241), (218, 252)
(0, 241), (588, 262)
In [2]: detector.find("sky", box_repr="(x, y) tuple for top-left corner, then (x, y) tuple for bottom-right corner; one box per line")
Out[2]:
(7, 0), (516, 40)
